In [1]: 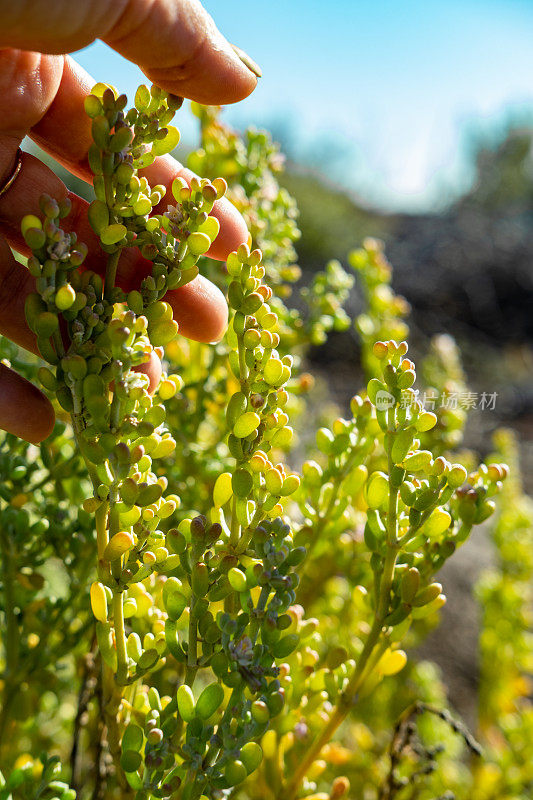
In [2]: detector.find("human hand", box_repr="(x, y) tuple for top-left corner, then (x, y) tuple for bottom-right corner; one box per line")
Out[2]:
(0, 0), (260, 443)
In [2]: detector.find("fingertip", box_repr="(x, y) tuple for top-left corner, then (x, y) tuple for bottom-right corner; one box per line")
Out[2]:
(29, 399), (56, 444)
(0, 364), (55, 444)
(167, 274), (228, 343)
(104, 0), (258, 106)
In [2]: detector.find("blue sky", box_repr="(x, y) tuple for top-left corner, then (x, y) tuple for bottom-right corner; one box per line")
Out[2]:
(75, 0), (533, 211)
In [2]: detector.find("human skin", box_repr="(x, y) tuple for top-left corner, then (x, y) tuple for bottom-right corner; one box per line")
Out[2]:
(0, 0), (259, 443)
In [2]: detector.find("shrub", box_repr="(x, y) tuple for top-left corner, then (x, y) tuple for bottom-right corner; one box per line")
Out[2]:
(0, 83), (530, 800)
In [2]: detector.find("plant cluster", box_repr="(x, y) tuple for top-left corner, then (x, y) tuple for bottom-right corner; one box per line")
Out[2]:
(0, 87), (530, 800)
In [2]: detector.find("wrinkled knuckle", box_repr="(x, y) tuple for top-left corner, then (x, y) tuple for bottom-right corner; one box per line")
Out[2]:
(143, 29), (209, 90)
(103, 0), (152, 46)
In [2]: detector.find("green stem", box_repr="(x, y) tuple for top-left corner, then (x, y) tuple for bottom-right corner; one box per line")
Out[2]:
(203, 687), (241, 768)
(304, 445), (365, 562)
(95, 501), (109, 564)
(52, 328), (66, 360)
(236, 506), (265, 553)
(104, 249), (121, 300)
(0, 527), (19, 678)
(113, 591), (128, 685)
(0, 524), (20, 752)
(185, 602), (198, 686)
(284, 411), (400, 800)
(250, 585), (270, 645)
(237, 333), (248, 387)
(229, 494), (240, 548)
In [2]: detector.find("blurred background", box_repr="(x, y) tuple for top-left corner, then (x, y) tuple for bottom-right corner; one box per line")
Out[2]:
(29, 0), (532, 720)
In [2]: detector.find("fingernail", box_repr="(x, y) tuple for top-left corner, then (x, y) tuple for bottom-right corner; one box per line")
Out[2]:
(231, 44), (262, 78)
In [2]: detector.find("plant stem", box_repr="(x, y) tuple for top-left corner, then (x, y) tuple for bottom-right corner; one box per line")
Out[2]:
(185, 601), (198, 686)
(113, 591), (128, 685)
(104, 249), (121, 300)
(0, 526), (20, 755)
(95, 501), (109, 564)
(229, 494), (241, 548)
(236, 506), (265, 553)
(284, 411), (400, 800)
(0, 527), (19, 678)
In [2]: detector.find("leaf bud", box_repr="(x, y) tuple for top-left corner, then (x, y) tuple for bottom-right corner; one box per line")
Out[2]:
(316, 427), (334, 454)
(225, 760), (247, 786)
(399, 480), (416, 506)
(251, 699), (269, 724)
(90, 581), (108, 623)
(400, 567), (420, 603)
(378, 649), (407, 676)
(364, 471), (388, 508)
(104, 531), (134, 561)
(109, 126), (133, 153)
(391, 427), (415, 464)
(91, 115), (110, 149)
(191, 562), (209, 596)
(265, 467), (283, 495)
(228, 567), (247, 593)
(412, 593), (446, 619)
(136, 483), (163, 506)
(239, 741), (263, 775)
(264, 357), (284, 386)
(447, 464), (467, 488)
(233, 411), (260, 438)
(232, 468), (253, 498)
(186, 231), (210, 256)
(401, 450), (433, 472)
(152, 125), (180, 156)
(475, 499), (496, 523)
(273, 633), (299, 658)
(372, 341), (388, 359)
(177, 684), (196, 722)
(34, 311), (59, 338)
(416, 411), (437, 432)
(196, 682), (224, 719)
(147, 727), (163, 746)
(280, 474), (300, 496)
(55, 283), (76, 311)
(366, 508), (386, 541)
(101, 223), (126, 246)
(84, 94), (102, 118)
(367, 378), (387, 405)
(302, 460), (323, 486)
(133, 194), (152, 216)
(397, 369), (416, 390)
(330, 777), (350, 800)
(412, 582), (442, 607)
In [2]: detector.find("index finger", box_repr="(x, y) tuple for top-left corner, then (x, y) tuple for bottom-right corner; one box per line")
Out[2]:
(0, 0), (259, 105)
